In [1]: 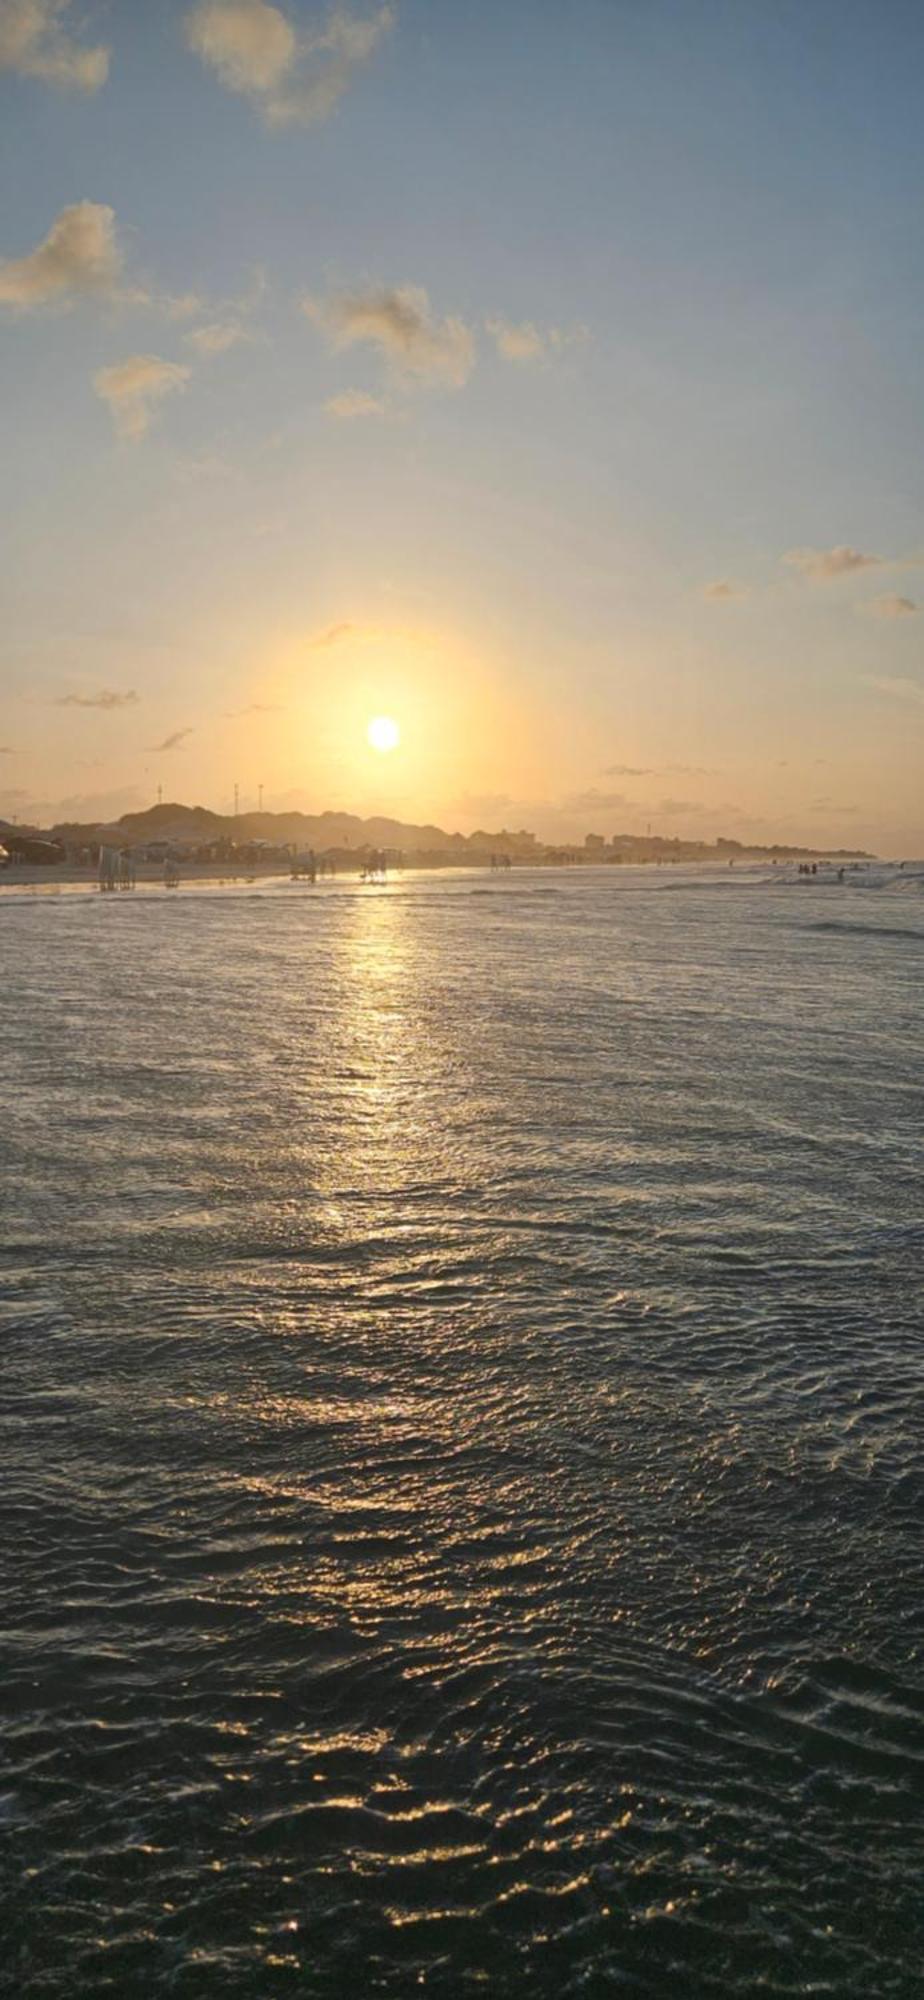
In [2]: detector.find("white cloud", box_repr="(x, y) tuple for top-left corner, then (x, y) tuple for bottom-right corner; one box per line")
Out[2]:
(185, 320), (250, 355)
(184, 0), (393, 125)
(0, 201), (213, 320)
(783, 545), (881, 582)
(324, 387), (388, 418)
(305, 283), (475, 388)
(864, 593), (917, 618)
(0, 0), (109, 92)
(486, 318), (545, 362)
(94, 355), (191, 441)
(703, 579), (747, 602)
(0, 200), (120, 309)
(185, 0), (294, 91)
(485, 317), (584, 363)
(861, 674), (924, 708)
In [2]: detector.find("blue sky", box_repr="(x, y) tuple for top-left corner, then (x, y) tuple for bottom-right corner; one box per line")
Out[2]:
(1, 0), (923, 848)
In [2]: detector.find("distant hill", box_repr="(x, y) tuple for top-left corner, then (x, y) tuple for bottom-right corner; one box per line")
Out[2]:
(49, 801), (523, 853)
(112, 803), (479, 851)
(37, 800), (875, 864)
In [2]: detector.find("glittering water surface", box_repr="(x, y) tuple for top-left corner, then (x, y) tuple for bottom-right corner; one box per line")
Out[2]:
(2, 866), (923, 1997)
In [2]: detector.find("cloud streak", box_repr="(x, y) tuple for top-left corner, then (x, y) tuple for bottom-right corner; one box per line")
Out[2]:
(865, 593), (916, 619)
(783, 545), (881, 582)
(324, 387), (388, 419)
(149, 728), (194, 751)
(0, 200), (120, 309)
(56, 688), (139, 709)
(94, 355), (191, 440)
(565, 788), (627, 812)
(861, 675), (924, 708)
(305, 283), (475, 388)
(703, 579), (747, 602)
(0, 0), (109, 92)
(601, 761), (718, 779)
(185, 0), (393, 126)
(225, 702), (283, 716)
(310, 622), (354, 648)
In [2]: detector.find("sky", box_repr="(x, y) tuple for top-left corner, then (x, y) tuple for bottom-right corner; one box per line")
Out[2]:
(1, 0), (923, 853)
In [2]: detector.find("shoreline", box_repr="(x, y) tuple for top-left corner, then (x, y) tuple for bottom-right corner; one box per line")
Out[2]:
(0, 855), (897, 896)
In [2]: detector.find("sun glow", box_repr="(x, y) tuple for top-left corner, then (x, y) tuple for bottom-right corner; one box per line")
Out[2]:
(367, 714), (400, 753)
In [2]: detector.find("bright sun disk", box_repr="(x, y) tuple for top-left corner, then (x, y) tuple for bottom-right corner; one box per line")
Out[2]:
(367, 715), (400, 753)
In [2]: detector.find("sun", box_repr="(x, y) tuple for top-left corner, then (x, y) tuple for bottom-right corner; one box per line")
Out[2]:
(367, 715), (400, 753)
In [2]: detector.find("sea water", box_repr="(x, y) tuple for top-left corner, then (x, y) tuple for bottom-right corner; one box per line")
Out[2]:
(2, 865), (922, 1996)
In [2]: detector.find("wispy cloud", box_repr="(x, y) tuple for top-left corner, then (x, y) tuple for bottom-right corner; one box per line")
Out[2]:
(0, 200), (120, 309)
(861, 674), (924, 708)
(56, 688), (139, 710)
(184, 268), (266, 357)
(162, 292), (205, 321)
(657, 797), (710, 817)
(310, 622), (354, 648)
(600, 760), (718, 779)
(565, 788), (626, 812)
(450, 791), (515, 821)
(0, 0), (109, 93)
(0, 744), (12, 754)
(225, 702), (283, 716)
(94, 354), (191, 440)
(703, 579), (747, 602)
(783, 545), (882, 582)
(305, 284), (475, 388)
(485, 317), (586, 363)
(185, 320), (250, 356)
(864, 593), (917, 619)
(149, 728), (194, 751)
(14, 784), (146, 824)
(173, 450), (238, 484)
(185, 0), (393, 126)
(324, 387), (389, 419)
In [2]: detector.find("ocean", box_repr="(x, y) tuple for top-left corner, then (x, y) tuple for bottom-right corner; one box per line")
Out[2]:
(2, 864), (922, 1997)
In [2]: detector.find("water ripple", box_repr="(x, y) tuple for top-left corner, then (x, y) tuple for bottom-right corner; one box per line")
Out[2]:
(2, 870), (922, 1994)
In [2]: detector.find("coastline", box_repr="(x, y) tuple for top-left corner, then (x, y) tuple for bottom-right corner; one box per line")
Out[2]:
(0, 855), (900, 896)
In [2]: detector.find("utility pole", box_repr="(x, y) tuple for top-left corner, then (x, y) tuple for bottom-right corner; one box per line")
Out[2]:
(234, 782), (239, 818)
(157, 783), (163, 808)
(258, 782), (263, 813)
